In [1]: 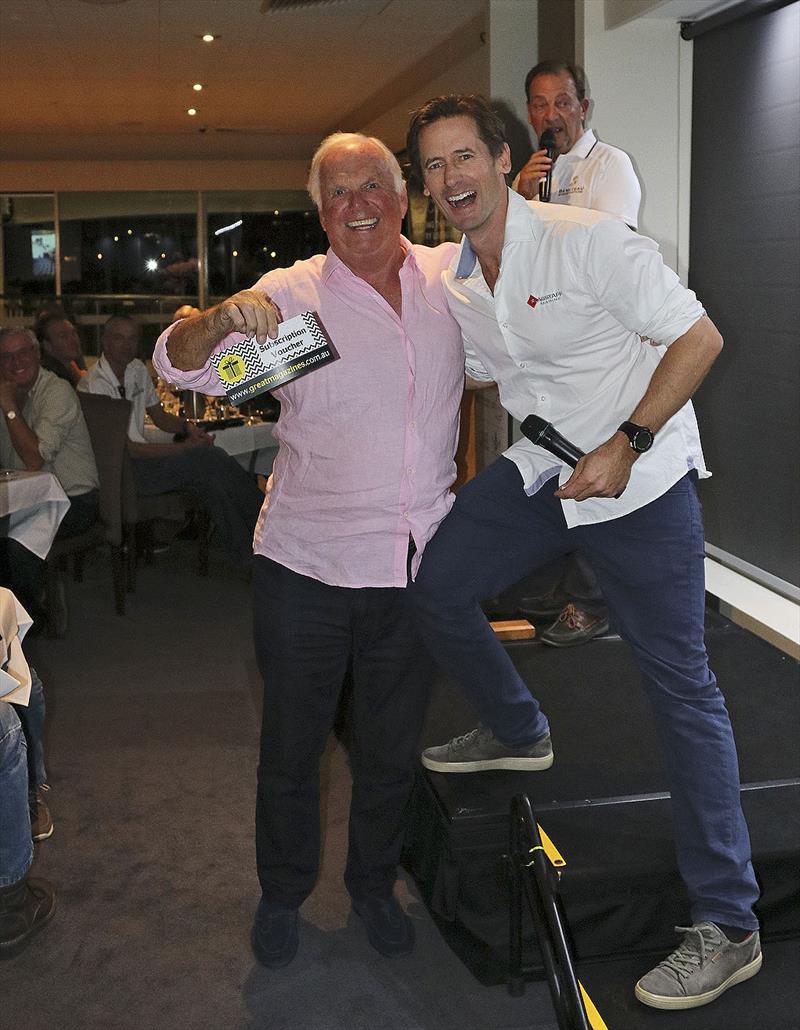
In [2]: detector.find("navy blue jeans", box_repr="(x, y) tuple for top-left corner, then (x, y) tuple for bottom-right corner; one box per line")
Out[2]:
(134, 446), (263, 568)
(0, 702), (32, 886)
(252, 556), (434, 909)
(410, 457), (759, 930)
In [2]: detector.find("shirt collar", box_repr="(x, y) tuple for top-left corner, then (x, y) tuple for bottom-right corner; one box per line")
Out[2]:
(455, 188), (539, 279)
(96, 353), (123, 387)
(562, 128), (597, 160)
(321, 235), (416, 284)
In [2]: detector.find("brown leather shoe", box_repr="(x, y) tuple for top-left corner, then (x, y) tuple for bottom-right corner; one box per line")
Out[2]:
(540, 603), (610, 648)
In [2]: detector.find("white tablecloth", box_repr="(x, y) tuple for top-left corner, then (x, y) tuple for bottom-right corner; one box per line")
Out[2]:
(143, 420), (278, 474)
(0, 470), (71, 559)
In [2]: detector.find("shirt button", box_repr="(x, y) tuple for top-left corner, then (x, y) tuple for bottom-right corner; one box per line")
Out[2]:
(519, 362), (527, 369)
(403, 511), (410, 519)
(502, 322), (509, 329)
(407, 466), (415, 474)
(409, 420), (417, 429)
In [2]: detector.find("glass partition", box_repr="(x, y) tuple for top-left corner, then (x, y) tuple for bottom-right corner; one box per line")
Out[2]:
(0, 194), (56, 319)
(205, 190), (326, 300)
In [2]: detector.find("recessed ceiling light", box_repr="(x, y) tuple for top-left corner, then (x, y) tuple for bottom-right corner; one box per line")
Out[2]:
(193, 83), (203, 92)
(187, 108), (197, 116)
(201, 33), (218, 43)
(97, 253), (103, 260)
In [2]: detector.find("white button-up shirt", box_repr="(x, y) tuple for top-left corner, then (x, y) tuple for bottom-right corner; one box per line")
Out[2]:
(79, 355), (158, 443)
(444, 189), (709, 528)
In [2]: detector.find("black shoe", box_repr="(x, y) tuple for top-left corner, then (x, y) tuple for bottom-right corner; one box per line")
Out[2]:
(539, 604), (610, 647)
(0, 877), (56, 958)
(251, 900), (298, 969)
(352, 895), (415, 957)
(517, 589), (569, 622)
(29, 785), (54, 842)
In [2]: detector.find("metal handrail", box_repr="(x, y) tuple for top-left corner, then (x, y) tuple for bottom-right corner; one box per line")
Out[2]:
(507, 794), (593, 1030)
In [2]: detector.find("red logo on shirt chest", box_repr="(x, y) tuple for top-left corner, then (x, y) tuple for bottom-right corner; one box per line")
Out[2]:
(527, 295), (539, 309)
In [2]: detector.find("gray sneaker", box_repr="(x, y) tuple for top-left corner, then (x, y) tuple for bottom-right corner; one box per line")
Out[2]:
(421, 724), (553, 773)
(635, 922), (762, 1010)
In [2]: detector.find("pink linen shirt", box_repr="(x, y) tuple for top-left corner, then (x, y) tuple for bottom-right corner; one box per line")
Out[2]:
(153, 239), (464, 588)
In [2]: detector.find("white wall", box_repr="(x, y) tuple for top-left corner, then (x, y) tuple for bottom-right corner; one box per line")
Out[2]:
(576, 0), (693, 280)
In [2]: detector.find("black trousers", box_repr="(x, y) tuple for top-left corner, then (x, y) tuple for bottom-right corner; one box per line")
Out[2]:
(252, 555), (434, 909)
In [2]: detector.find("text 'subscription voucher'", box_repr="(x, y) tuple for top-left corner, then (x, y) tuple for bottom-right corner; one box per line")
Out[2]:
(211, 311), (338, 404)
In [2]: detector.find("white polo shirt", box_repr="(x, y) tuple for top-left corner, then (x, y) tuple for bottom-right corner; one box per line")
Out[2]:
(79, 355), (158, 443)
(513, 129), (641, 228)
(444, 189), (709, 528)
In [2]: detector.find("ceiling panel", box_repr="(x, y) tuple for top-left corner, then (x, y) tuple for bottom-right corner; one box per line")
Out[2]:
(0, 0), (486, 159)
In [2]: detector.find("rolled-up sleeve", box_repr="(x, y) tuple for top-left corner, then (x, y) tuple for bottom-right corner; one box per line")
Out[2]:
(152, 321), (225, 394)
(584, 220), (704, 346)
(36, 381), (81, 463)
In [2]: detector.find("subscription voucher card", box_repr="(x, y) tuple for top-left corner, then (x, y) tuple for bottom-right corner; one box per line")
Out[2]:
(210, 311), (338, 405)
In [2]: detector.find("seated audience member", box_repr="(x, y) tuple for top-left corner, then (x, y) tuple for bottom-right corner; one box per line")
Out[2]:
(35, 314), (88, 387)
(0, 588), (56, 958)
(0, 328), (99, 616)
(79, 315), (262, 569)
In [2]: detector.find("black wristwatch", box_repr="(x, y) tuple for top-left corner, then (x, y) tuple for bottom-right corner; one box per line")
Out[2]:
(618, 420), (654, 453)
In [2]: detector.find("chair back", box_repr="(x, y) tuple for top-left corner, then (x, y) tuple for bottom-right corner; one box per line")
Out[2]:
(77, 392), (132, 547)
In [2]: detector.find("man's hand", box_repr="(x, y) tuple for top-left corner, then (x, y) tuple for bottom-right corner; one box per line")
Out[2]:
(555, 433), (635, 501)
(167, 290), (282, 371)
(516, 148), (553, 201)
(184, 422), (214, 447)
(206, 290), (280, 345)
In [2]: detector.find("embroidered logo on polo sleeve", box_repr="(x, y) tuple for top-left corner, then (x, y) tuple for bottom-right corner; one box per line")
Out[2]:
(527, 295), (539, 308)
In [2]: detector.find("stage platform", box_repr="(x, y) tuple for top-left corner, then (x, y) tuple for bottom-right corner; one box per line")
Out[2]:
(404, 610), (799, 1028)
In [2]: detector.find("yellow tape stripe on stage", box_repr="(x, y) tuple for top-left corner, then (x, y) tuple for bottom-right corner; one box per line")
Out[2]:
(579, 981), (610, 1030)
(536, 824), (566, 867)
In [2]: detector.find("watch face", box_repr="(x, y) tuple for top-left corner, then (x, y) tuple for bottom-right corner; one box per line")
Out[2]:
(633, 428), (654, 452)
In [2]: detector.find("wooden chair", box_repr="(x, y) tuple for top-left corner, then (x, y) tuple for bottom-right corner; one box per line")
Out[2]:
(45, 393), (133, 634)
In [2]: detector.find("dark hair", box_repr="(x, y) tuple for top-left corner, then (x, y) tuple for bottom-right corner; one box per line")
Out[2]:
(524, 61), (587, 103)
(35, 311), (71, 343)
(101, 314), (138, 336)
(406, 94), (507, 186)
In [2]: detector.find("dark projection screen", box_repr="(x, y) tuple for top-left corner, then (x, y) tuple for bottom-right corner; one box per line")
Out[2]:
(689, 1), (800, 591)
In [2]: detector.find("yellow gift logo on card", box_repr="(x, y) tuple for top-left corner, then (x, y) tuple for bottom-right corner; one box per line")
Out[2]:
(218, 354), (246, 384)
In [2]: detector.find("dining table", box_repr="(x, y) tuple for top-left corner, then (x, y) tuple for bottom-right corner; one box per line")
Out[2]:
(0, 469), (71, 559)
(143, 418), (278, 475)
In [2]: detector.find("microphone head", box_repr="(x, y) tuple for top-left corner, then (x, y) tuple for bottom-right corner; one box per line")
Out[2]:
(520, 413), (550, 444)
(539, 128), (556, 155)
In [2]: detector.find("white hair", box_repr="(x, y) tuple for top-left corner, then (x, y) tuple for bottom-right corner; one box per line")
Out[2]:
(0, 326), (39, 352)
(307, 132), (405, 208)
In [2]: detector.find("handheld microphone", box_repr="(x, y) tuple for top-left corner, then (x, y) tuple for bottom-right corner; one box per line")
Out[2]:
(520, 414), (584, 468)
(538, 129), (556, 202)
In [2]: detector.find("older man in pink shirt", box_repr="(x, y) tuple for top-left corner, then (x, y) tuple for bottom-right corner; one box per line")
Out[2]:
(153, 132), (464, 969)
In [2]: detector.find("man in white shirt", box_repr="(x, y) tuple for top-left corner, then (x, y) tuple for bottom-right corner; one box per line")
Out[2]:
(80, 316), (262, 568)
(513, 60), (642, 644)
(515, 60), (640, 228)
(405, 94), (761, 1012)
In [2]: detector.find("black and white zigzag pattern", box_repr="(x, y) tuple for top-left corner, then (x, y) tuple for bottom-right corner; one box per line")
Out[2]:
(211, 338), (263, 377)
(302, 311), (328, 350)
